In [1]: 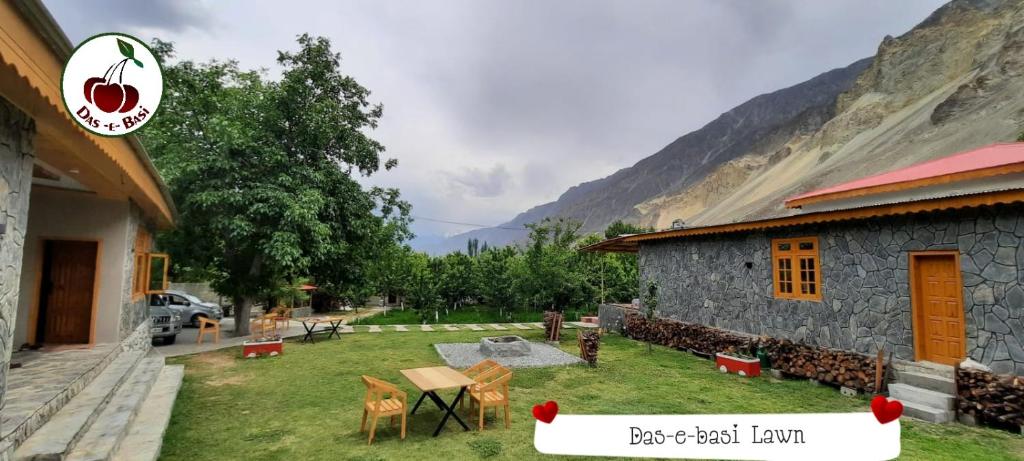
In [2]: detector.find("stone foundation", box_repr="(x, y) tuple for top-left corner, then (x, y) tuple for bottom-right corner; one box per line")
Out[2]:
(640, 205), (1024, 374)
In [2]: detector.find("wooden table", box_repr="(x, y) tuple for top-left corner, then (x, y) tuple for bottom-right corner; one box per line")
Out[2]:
(400, 366), (476, 436)
(295, 316), (346, 343)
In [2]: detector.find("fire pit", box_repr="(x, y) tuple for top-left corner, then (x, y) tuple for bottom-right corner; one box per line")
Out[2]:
(480, 335), (531, 357)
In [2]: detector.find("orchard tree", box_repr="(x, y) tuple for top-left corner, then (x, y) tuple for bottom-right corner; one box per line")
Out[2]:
(143, 36), (408, 335)
(520, 218), (592, 311)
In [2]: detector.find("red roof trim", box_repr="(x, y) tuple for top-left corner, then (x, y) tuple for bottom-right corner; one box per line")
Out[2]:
(785, 143), (1024, 207)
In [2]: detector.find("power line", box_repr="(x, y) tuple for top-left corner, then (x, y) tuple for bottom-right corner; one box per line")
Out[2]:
(407, 215), (524, 230)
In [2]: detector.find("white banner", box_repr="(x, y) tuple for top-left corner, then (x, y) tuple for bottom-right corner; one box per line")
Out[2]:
(534, 412), (900, 460)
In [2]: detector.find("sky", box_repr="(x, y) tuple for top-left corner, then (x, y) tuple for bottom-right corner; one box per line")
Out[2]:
(46, 0), (947, 246)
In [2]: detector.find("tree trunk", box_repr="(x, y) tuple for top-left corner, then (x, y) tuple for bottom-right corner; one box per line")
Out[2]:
(233, 295), (253, 337)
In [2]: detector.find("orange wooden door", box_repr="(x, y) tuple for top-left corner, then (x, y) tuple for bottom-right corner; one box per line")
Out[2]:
(915, 254), (965, 365)
(40, 240), (97, 344)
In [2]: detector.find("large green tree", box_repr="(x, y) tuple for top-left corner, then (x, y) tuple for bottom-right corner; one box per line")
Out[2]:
(518, 218), (593, 311)
(142, 36), (408, 335)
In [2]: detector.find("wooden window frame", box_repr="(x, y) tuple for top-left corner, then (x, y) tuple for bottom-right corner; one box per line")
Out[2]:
(145, 253), (170, 294)
(131, 229), (152, 300)
(771, 236), (822, 302)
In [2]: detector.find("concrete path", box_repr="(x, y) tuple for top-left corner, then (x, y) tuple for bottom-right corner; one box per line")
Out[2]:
(156, 309), (381, 357)
(153, 316), (599, 357)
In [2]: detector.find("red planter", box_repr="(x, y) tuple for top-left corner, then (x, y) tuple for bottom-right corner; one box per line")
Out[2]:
(243, 338), (283, 358)
(715, 353), (760, 377)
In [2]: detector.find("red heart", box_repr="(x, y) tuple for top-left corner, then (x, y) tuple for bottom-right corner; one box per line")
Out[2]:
(532, 400), (559, 424)
(871, 395), (903, 424)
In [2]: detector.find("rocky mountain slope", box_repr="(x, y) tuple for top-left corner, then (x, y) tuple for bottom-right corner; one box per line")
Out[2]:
(432, 0), (1024, 253)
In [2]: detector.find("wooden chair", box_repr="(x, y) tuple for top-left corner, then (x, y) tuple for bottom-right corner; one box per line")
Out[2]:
(467, 366), (512, 430)
(460, 359), (500, 412)
(360, 375), (407, 444)
(196, 317), (220, 344)
(272, 307), (293, 331)
(250, 313), (279, 338)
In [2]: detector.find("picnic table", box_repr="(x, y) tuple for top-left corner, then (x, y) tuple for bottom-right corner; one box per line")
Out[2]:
(295, 315), (346, 343)
(400, 366), (476, 436)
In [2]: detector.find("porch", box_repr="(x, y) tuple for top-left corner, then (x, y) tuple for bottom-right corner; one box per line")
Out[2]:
(1, 344), (118, 449)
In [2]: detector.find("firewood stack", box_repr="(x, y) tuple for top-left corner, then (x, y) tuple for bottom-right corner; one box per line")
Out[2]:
(624, 313), (752, 355)
(623, 312), (879, 392)
(544, 311), (563, 341)
(958, 367), (1024, 427)
(760, 338), (877, 392)
(578, 330), (600, 367)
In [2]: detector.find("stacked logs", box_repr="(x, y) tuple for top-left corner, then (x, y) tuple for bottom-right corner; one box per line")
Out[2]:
(958, 367), (1024, 428)
(578, 330), (600, 367)
(760, 338), (877, 392)
(543, 311), (563, 341)
(624, 313), (752, 355)
(623, 313), (878, 392)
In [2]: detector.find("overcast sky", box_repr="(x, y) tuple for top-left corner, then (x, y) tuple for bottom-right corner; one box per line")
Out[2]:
(46, 0), (946, 242)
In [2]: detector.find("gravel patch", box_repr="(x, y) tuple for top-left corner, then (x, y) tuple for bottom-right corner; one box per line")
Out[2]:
(434, 342), (584, 368)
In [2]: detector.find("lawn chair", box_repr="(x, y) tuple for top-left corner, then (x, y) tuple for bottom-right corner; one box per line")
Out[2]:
(360, 375), (407, 444)
(467, 366), (512, 430)
(460, 359), (500, 412)
(250, 313), (279, 338)
(272, 306), (293, 331)
(196, 317), (220, 344)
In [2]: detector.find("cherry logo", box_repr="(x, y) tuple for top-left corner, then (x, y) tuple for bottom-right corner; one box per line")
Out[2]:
(83, 38), (143, 114)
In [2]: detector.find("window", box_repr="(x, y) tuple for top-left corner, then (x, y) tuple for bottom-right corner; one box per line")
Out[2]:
(772, 237), (821, 301)
(131, 229), (169, 298)
(146, 253), (170, 293)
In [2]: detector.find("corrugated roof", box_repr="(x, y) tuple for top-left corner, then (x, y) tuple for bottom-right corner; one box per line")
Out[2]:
(785, 143), (1024, 208)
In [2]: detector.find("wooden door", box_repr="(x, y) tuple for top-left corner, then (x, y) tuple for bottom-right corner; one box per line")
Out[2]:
(913, 254), (965, 365)
(38, 240), (97, 344)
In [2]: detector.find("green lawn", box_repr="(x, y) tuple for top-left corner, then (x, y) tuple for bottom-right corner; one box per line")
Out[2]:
(350, 305), (587, 326)
(162, 330), (1024, 461)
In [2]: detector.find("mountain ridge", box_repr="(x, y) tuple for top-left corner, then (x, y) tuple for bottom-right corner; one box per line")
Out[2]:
(423, 0), (1024, 254)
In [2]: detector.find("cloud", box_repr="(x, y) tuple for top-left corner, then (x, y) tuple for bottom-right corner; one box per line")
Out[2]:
(45, 0), (213, 43)
(443, 164), (512, 198)
(44, 0), (949, 245)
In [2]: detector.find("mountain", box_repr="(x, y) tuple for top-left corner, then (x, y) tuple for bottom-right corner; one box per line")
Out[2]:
(428, 0), (1024, 254)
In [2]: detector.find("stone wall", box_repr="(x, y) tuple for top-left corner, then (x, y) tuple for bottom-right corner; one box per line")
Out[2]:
(639, 204), (1024, 375)
(0, 97), (35, 452)
(119, 202), (154, 341)
(598, 303), (636, 334)
(168, 282), (222, 304)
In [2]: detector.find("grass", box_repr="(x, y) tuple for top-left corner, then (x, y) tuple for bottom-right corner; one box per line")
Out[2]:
(350, 305), (587, 326)
(162, 330), (1024, 461)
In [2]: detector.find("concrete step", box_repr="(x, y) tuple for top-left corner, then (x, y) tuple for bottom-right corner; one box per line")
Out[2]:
(892, 360), (954, 379)
(889, 383), (955, 410)
(896, 370), (956, 394)
(64, 356), (165, 461)
(14, 351), (145, 461)
(111, 365), (184, 461)
(897, 399), (954, 423)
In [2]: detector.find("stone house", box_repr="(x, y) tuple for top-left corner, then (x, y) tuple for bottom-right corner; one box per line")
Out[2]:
(587, 143), (1024, 421)
(0, 1), (179, 459)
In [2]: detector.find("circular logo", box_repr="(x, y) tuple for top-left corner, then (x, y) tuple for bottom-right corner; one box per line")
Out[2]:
(61, 33), (163, 136)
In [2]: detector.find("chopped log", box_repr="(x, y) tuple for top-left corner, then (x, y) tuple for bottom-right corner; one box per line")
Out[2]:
(544, 311), (563, 341)
(957, 367), (1024, 430)
(578, 330), (600, 367)
(622, 312), (879, 392)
